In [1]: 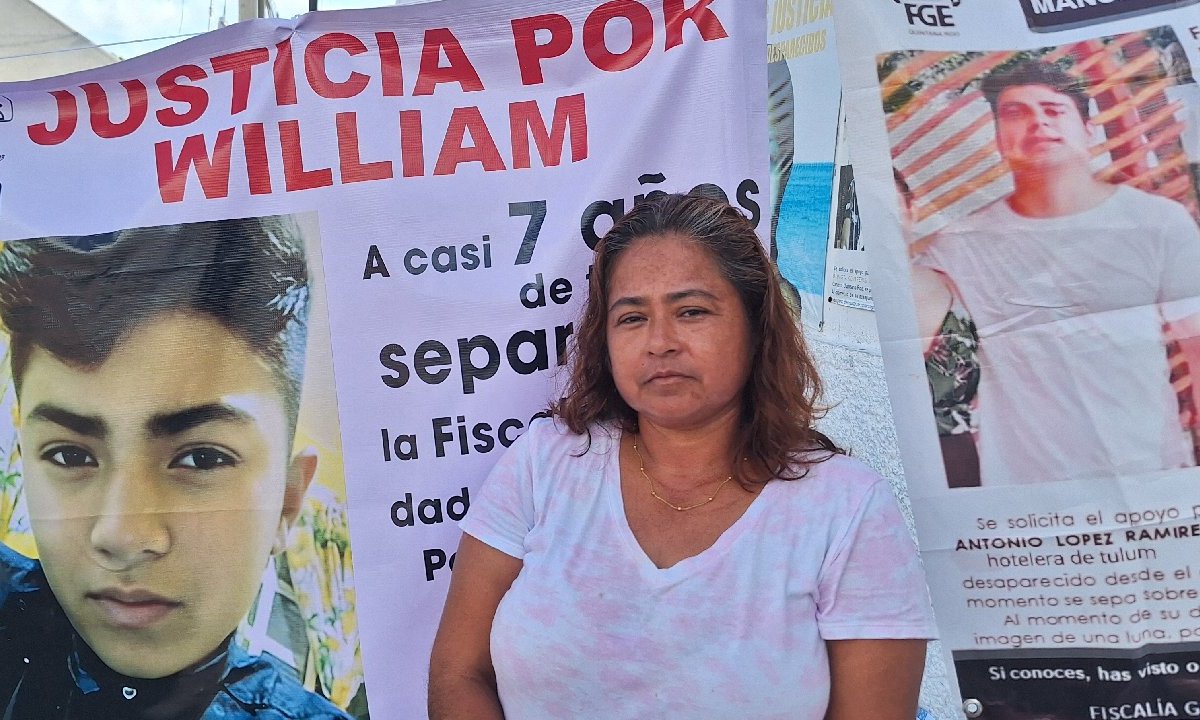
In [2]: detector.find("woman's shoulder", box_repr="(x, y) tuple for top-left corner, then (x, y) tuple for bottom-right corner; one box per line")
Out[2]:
(499, 415), (619, 477)
(773, 452), (890, 507)
(791, 450), (882, 482)
(479, 417), (617, 513)
(766, 454), (908, 541)
(511, 416), (619, 464)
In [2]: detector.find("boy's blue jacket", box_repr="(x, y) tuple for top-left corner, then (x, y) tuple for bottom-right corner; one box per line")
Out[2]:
(0, 542), (351, 720)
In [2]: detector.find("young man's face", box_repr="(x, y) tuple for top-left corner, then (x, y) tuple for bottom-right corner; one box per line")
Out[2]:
(17, 311), (314, 678)
(993, 83), (1092, 176)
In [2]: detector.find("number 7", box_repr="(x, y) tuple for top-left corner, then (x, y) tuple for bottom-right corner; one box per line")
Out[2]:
(509, 200), (546, 265)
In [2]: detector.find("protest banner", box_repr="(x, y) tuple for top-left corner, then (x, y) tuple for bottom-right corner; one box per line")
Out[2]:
(0, 1), (766, 717)
(768, 0), (845, 326)
(836, 0), (1200, 716)
(769, 0), (882, 347)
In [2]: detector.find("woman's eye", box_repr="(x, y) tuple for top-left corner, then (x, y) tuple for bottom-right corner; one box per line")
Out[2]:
(170, 448), (237, 470)
(616, 315), (644, 325)
(681, 307), (709, 318)
(42, 446), (97, 468)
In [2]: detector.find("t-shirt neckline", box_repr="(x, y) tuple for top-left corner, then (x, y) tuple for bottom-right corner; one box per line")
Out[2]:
(604, 431), (777, 582)
(999, 184), (1125, 227)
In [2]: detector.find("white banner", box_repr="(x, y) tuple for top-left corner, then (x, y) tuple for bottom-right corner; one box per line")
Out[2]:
(836, 0), (1200, 716)
(0, 1), (765, 717)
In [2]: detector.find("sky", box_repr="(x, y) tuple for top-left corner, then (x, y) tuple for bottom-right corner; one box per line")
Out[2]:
(29, 0), (416, 60)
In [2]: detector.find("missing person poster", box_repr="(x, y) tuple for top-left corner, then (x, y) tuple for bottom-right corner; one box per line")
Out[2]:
(836, 0), (1200, 716)
(825, 142), (875, 311)
(769, 0), (877, 326)
(0, 1), (766, 718)
(767, 0), (841, 325)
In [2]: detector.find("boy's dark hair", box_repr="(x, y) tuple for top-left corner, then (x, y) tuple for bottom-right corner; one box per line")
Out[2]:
(0, 215), (309, 432)
(980, 59), (1090, 121)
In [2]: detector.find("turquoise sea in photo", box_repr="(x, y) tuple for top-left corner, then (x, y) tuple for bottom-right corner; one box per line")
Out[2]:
(775, 162), (834, 297)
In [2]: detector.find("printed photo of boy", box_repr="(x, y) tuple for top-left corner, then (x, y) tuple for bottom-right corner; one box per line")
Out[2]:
(0, 215), (358, 719)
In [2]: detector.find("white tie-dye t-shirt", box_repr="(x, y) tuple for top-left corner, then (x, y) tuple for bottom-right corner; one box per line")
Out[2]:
(460, 419), (936, 720)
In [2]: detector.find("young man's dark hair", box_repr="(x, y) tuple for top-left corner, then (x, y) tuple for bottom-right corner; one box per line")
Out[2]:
(0, 215), (309, 429)
(979, 59), (1091, 121)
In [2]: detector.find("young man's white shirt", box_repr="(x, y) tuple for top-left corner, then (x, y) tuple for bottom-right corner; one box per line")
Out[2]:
(919, 185), (1200, 485)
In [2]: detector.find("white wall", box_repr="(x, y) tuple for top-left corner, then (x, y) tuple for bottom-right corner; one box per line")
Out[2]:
(0, 0), (116, 82)
(811, 296), (962, 719)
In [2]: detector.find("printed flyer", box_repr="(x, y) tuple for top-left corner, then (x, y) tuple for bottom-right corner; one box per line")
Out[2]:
(836, 0), (1200, 717)
(767, 0), (842, 325)
(825, 123), (874, 312)
(769, 0), (876, 326)
(0, 1), (766, 717)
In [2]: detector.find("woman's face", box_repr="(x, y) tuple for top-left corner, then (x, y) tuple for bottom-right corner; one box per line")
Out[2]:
(605, 233), (753, 432)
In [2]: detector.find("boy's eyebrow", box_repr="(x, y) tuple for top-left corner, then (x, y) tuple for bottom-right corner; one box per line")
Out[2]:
(26, 404), (107, 438)
(147, 403), (256, 437)
(608, 288), (718, 313)
(24, 403), (256, 438)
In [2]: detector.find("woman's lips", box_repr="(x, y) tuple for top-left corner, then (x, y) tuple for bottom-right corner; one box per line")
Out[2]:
(88, 590), (181, 629)
(645, 371), (688, 383)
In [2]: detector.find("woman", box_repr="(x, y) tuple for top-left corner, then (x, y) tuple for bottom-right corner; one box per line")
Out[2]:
(912, 263), (982, 488)
(896, 169), (982, 488)
(428, 194), (936, 719)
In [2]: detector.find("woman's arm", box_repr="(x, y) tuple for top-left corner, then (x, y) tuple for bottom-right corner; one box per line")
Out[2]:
(428, 533), (523, 720)
(910, 266), (953, 350)
(825, 638), (927, 720)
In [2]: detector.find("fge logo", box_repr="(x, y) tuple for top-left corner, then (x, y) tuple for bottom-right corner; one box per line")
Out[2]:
(894, 0), (962, 27)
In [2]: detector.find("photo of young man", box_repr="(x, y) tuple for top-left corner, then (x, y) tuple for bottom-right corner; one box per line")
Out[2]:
(914, 58), (1200, 486)
(0, 216), (354, 719)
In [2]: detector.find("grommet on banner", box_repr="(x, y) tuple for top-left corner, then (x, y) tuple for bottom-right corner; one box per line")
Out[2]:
(963, 698), (984, 718)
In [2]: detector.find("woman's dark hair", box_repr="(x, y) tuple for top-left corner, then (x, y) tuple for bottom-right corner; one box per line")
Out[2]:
(893, 168), (914, 207)
(554, 193), (843, 485)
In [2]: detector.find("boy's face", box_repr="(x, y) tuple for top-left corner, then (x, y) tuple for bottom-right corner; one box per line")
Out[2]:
(993, 83), (1092, 177)
(17, 312), (314, 678)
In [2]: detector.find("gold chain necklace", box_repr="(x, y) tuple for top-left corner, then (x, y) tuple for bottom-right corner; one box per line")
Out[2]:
(632, 440), (734, 512)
